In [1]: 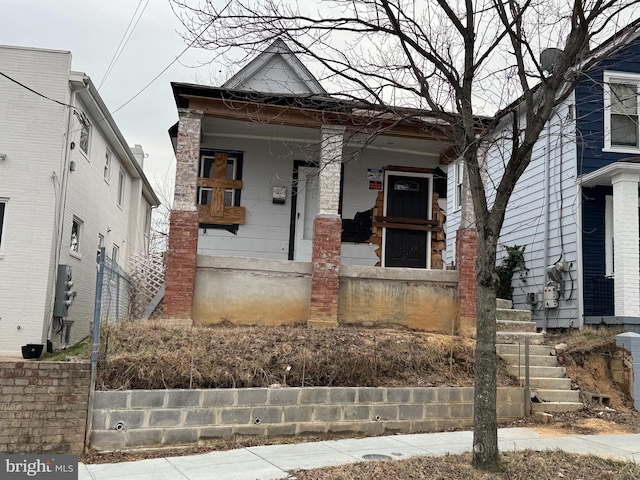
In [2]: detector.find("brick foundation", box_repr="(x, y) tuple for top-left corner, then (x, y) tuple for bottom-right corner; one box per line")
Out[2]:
(164, 210), (199, 319)
(456, 227), (478, 336)
(309, 216), (342, 328)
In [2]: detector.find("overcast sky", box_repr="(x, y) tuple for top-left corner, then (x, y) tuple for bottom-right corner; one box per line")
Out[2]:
(3, 0), (229, 199)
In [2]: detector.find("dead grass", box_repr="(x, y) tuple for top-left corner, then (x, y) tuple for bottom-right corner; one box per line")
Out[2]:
(290, 450), (640, 479)
(91, 321), (518, 390)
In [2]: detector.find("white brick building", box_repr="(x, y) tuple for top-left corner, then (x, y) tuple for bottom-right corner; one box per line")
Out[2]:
(0, 45), (159, 356)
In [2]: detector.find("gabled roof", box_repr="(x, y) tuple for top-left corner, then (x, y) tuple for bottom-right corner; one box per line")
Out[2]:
(222, 39), (326, 95)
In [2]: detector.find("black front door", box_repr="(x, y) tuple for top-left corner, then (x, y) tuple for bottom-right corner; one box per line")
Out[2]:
(385, 175), (429, 268)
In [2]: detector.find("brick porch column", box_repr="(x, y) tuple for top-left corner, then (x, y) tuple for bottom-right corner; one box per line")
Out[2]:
(612, 172), (640, 318)
(308, 125), (345, 328)
(164, 109), (202, 321)
(456, 227), (478, 335)
(456, 159), (477, 335)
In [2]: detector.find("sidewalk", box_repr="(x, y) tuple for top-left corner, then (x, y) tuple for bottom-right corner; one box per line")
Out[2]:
(79, 427), (640, 480)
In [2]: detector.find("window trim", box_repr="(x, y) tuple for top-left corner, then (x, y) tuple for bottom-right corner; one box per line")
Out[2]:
(453, 159), (464, 211)
(104, 149), (112, 183)
(112, 244), (119, 264)
(603, 71), (640, 153)
(70, 216), (83, 259)
(117, 168), (125, 207)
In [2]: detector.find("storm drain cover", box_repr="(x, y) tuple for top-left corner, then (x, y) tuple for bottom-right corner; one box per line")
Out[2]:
(362, 454), (393, 461)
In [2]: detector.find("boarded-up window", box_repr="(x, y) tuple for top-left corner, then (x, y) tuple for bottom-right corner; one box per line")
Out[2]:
(197, 151), (245, 226)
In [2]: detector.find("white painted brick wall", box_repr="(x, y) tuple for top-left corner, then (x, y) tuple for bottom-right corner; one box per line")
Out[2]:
(0, 45), (152, 354)
(0, 46), (71, 355)
(318, 125), (345, 217)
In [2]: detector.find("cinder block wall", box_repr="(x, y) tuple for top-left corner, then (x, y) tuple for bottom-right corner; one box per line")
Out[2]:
(91, 386), (524, 451)
(0, 361), (91, 454)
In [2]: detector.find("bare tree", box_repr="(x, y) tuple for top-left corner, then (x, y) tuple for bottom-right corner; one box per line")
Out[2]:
(170, 0), (639, 470)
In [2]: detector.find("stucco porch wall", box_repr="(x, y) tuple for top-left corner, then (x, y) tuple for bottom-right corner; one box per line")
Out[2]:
(90, 387), (525, 451)
(338, 265), (458, 332)
(192, 255), (458, 331)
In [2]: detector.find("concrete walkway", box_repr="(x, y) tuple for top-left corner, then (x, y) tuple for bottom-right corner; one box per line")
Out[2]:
(79, 427), (640, 480)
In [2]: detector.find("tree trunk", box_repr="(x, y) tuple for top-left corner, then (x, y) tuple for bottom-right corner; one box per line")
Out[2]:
(472, 236), (500, 471)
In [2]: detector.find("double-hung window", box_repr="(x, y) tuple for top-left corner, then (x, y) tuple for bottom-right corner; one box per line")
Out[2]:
(0, 199), (6, 253)
(117, 169), (125, 207)
(604, 72), (640, 152)
(104, 150), (111, 182)
(75, 111), (91, 155)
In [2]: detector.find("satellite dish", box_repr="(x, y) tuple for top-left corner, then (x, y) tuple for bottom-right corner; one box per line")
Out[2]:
(540, 48), (563, 73)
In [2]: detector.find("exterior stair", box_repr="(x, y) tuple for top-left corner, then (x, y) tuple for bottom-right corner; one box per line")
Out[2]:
(495, 299), (583, 414)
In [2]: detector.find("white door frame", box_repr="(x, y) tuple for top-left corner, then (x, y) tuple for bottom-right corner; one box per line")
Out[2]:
(293, 165), (319, 261)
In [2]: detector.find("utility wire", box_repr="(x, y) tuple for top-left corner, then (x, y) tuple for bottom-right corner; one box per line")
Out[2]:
(1, 0), (232, 131)
(98, 0), (150, 91)
(0, 71), (76, 109)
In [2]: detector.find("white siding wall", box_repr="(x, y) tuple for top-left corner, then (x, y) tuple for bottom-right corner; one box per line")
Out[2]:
(446, 96), (579, 328)
(60, 106), (142, 343)
(0, 46), (71, 355)
(197, 135), (441, 265)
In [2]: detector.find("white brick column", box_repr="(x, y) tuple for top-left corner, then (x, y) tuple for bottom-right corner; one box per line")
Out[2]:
(612, 172), (640, 318)
(318, 125), (345, 217)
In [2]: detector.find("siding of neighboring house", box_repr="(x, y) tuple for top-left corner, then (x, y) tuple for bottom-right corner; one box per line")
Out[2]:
(446, 96), (580, 328)
(574, 37), (640, 317)
(0, 46), (71, 356)
(196, 135), (440, 265)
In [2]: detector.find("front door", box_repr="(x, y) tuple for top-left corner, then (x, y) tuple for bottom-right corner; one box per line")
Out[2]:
(384, 174), (430, 268)
(294, 166), (319, 261)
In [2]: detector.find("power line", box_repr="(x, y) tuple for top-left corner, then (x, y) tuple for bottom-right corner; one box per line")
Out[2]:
(0, 71), (76, 109)
(98, 0), (150, 91)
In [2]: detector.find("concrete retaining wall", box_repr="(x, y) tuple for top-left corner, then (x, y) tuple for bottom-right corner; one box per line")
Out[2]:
(193, 255), (458, 333)
(0, 360), (91, 454)
(90, 386), (524, 451)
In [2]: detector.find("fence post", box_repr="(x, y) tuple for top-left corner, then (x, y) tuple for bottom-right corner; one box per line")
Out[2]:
(85, 247), (105, 453)
(524, 336), (531, 416)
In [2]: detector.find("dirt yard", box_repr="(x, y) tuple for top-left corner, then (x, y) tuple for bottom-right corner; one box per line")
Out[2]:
(68, 321), (640, 464)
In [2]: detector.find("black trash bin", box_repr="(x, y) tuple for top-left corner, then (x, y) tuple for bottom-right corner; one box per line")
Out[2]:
(21, 344), (44, 359)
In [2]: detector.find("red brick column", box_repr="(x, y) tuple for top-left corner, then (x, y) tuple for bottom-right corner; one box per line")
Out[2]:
(308, 216), (342, 328)
(163, 109), (202, 322)
(164, 211), (199, 319)
(456, 227), (478, 336)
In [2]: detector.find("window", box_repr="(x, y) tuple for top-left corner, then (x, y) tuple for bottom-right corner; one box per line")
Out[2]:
(70, 217), (82, 254)
(117, 169), (125, 207)
(454, 159), (464, 210)
(104, 150), (111, 182)
(97, 234), (104, 261)
(197, 151), (245, 227)
(143, 205), (151, 252)
(112, 244), (119, 264)
(75, 112), (91, 155)
(604, 72), (640, 151)
(0, 200), (6, 252)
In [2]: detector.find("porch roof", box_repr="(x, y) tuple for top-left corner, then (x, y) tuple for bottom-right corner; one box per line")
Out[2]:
(578, 158), (640, 187)
(170, 82), (463, 143)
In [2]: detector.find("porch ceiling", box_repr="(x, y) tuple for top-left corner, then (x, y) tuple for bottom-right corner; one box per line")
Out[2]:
(201, 116), (451, 158)
(579, 161), (640, 187)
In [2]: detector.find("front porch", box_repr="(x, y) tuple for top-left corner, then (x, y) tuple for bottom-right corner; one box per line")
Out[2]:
(164, 85), (478, 331)
(580, 161), (640, 328)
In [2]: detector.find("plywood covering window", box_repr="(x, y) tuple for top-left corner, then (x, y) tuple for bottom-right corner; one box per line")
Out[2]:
(197, 151), (245, 227)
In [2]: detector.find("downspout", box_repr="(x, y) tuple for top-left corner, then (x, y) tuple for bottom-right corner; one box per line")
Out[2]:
(542, 120), (551, 333)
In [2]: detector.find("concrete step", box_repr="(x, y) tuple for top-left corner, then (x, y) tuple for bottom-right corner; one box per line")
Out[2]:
(496, 299), (512, 309)
(497, 320), (537, 333)
(499, 354), (558, 367)
(534, 389), (581, 403)
(496, 309), (532, 322)
(496, 344), (551, 356)
(496, 332), (545, 345)
(532, 402), (584, 413)
(528, 377), (572, 390)
(509, 366), (566, 378)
